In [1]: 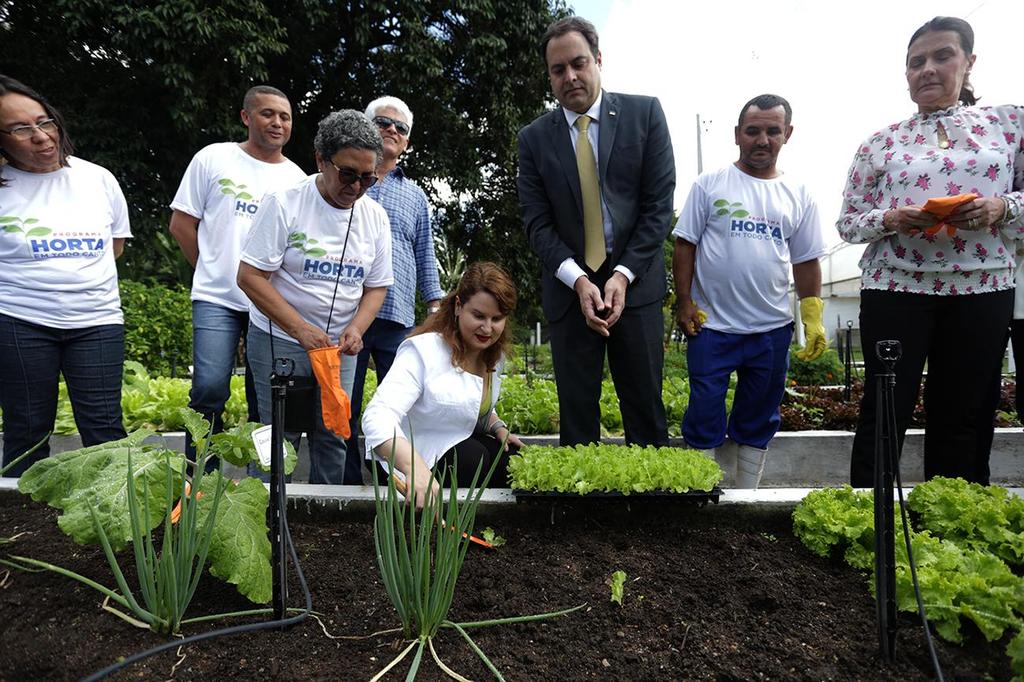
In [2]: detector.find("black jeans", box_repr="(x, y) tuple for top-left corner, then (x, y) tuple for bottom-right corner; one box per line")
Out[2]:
(850, 288), (1012, 487)
(0, 314), (127, 477)
(375, 433), (515, 489)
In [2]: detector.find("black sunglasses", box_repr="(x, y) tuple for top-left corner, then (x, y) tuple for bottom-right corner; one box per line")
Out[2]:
(372, 115), (410, 136)
(327, 160), (378, 189)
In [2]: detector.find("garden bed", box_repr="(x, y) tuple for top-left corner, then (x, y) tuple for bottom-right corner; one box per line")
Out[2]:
(0, 491), (1012, 680)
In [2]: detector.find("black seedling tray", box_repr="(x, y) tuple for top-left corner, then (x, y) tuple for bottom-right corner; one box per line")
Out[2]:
(512, 487), (722, 506)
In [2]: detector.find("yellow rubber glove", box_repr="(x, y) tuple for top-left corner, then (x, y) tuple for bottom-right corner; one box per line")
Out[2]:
(793, 296), (827, 362)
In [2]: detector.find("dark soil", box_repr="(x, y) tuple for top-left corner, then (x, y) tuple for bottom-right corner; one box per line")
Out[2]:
(0, 492), (1013, 681)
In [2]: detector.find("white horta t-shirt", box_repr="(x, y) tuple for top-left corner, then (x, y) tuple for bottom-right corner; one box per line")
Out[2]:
(0, 158), (131, 328)
(170, 142), (306, 311)
(240, 176), (394, 342)
(673, 164), (827, 334)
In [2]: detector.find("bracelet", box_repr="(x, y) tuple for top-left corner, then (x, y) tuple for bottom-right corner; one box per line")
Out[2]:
(882, 209), (897, 232)
(488, 419), (507, 436)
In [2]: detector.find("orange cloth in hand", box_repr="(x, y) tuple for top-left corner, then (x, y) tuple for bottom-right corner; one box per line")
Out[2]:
(307, 346), (351, 439)
(922, 193), (978, 236)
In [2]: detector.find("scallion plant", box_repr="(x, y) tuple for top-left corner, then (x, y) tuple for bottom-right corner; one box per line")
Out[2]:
(371, 436), (583, 681)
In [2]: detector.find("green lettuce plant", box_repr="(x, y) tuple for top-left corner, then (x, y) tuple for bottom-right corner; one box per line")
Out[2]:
(508, 444), (723, 495)
(609, 570), (626, 606)
(371, 444), (583, 680)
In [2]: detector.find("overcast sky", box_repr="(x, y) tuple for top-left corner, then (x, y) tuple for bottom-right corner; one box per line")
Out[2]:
(568, 0), (1021, 248)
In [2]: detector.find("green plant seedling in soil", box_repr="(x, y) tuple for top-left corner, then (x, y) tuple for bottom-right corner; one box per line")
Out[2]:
(480, 527), (506, 548)
(609, 570), (627, 606)
(371, 435), (584, 681)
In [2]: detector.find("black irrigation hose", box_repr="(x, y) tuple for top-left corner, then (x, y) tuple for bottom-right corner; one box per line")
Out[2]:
(82, 507), (312, 682)
(892, 465), (944, 682)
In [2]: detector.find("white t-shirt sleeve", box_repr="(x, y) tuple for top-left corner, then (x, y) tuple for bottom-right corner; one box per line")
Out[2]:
(788, 190), (827, 264)
(169, 149), (209, 219)
(363, 205), (394, 288)
(106, 170), (132, 238)
(240, 191), (289, 272)
(672, 180), (709, 244)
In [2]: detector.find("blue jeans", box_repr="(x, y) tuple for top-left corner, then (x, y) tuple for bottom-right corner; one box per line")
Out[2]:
(682, 324), (793, 450)
(344, 318), (411, 483)
(0, 314), (126, 477)
(188, 302), (260, 463)
(246, 324), (356, 484)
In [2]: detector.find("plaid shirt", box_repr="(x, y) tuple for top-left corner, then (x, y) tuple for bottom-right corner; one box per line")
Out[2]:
(365, 166), (445, 327)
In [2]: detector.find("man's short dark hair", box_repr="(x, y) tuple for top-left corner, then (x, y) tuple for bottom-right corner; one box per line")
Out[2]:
(242, 85), (289, 112)
(539, 16), (599, 64)
(737, 94), (792, 128)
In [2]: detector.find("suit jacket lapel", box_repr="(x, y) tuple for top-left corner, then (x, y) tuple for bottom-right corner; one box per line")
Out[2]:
(598, 91), (618, 183)
(549, 108), (583, 218)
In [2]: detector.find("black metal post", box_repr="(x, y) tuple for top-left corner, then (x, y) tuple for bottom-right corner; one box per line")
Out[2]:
(269, 367), (290, 621)
(873, 340), (900, 662)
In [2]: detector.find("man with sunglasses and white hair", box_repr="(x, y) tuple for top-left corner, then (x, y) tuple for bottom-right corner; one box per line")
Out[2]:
(169, 86), (306, 465)
(341, 96), (445, 483)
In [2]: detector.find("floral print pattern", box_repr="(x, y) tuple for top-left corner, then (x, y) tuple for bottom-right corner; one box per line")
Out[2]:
(838, 105), (1024, 295)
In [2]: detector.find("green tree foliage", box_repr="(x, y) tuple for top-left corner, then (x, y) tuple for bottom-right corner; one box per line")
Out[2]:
(119, 280), (193, 376)
(1, 0), (567, 326)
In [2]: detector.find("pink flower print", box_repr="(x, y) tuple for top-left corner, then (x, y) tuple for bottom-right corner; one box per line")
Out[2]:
(889, 123), (900, 132)
(949, 284), (958, 295)
(946, 181), (962, 194)
(887, 279), (898, 291)
(872, 269), (882, 282)
(967, 159), (977, 166)
(953, 263), (961, 271)
(894, 244), (907, 259)
(941, 157), (955, 173)
(902, 153), (914, 163)
(1005, 132), (1018, 145)
(915, 174), (931, 190)
(915, 133), (926, 145)
(985, 164), (999, 181)
(884, 151), (895, 163)
(987, 114), (1000, 124)
(998, 246), (1005, 255)
(904, 197), (915, 206)
(883, 136), (894, 149)
(966, 286), (974, 293)
(888, 197), (899, 209)
(971, 124), (987, 136)
(952, 236), (966, 254)
(932, 279), (945, 293)
(852, 170), (862, 186)
(980, 272), (990, 285)
(935, 251), (944, 258)
(967, 137), (980, 151)
(913, 272), (925, 283)
(861, 145), (870, 154)
(912, 249), (925, 266)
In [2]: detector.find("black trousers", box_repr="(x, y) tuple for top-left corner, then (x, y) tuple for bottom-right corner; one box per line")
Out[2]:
(548, 267), (667, 447)
(850, 288), (1013, 487)
(376, 433), (515, 489)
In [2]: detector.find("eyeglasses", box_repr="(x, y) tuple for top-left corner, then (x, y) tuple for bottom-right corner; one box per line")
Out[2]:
(1, 119), (59, 140)
(327, 160), (378, 189)
(372, 115), (410, 136)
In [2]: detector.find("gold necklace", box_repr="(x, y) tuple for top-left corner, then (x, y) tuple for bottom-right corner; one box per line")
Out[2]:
(936, 120), (950, 149)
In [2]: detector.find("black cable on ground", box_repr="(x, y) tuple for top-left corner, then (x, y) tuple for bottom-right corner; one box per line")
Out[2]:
(892, 463), (944, 681)
(82, 505), (311, 682)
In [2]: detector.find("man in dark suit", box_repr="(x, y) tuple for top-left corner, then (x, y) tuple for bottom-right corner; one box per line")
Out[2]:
(517, 16), (675, 446)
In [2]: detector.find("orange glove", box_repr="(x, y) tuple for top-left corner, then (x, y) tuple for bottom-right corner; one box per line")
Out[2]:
(307, 346), (352, 438)
(922, 193), (978, 236)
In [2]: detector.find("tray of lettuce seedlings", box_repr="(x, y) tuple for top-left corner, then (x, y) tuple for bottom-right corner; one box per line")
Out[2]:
(508, 444), (723, 504)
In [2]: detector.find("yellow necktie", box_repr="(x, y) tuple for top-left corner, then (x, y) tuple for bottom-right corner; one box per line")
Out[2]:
(575, 115), (605, 271)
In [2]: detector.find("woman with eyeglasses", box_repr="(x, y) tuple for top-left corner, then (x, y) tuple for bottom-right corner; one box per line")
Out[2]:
(238, 109), (393, 484)
(0, 75), (130, 477)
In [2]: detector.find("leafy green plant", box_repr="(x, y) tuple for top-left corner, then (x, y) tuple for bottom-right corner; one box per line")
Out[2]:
(508, 444), (723, 495)
(371, 447), (582, 680)
(787, 346), (843, 387)
(11, 411), (294, 604)
(120, 280), (193, 377)
(793, 485), (1024, 672)
(609, 570), (626, 606)
(907, 476), (1024, 566)
(480, 527), (506, 548)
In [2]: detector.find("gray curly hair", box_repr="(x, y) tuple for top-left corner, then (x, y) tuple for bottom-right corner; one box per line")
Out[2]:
(314, 109), (383, 164)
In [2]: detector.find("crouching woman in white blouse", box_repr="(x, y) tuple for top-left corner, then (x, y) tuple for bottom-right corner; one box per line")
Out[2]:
(362, 262), (523, 508)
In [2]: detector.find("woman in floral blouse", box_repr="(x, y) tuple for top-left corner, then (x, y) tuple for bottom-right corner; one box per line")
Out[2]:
(839, 16), (1024, 487)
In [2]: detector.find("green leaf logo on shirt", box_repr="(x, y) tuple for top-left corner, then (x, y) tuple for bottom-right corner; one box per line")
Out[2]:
(0, 215), (53, 241)
(287, 231), (327, 258)
(713, 199), (749, 219)
(217, 178), (254, 201)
